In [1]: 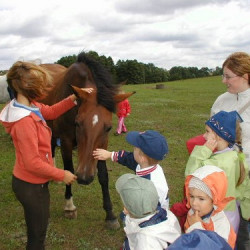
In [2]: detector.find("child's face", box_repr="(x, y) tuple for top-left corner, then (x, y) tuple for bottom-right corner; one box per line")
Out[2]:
(203, 125), (217, 141)
(189, 187), (213, 217)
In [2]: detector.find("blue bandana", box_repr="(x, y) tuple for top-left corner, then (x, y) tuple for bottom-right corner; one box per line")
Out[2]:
(14, 100), (45, 121)
(139, 205), (167, 228)
(205, 111), (243, 145)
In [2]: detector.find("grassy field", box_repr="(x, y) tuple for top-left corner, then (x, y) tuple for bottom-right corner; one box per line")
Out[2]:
(0, 76), (225, 249)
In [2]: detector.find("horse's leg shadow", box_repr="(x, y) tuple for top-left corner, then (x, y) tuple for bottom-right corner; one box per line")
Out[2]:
(97, 160), (120, 230)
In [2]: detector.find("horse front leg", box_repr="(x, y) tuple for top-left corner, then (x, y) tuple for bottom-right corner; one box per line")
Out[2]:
(97, 160), (120, 229)
(51, 136), (57, 165)
(60, 137), (77, 219)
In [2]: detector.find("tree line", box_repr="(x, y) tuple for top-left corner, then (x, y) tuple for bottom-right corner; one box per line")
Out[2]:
(55, 50), (222, 84)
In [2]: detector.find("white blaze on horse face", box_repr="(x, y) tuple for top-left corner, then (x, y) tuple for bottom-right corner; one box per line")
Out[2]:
(92, 114), (98, 126)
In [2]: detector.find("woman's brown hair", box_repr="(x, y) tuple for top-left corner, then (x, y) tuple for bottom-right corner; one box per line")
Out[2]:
(7, 61), (53, 100)
(223, 52), (250, 86)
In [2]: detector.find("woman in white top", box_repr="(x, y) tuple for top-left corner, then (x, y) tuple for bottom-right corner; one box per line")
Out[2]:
(211, 52), (250, 250)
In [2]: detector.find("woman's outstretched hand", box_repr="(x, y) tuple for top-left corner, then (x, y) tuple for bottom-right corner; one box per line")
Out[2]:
(63, 170), (77, 185)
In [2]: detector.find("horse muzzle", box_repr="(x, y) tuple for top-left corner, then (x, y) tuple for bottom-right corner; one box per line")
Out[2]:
(76, 173), (94, 185)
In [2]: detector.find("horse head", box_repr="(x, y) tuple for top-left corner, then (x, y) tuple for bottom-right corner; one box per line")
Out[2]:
(70, 85), (135, 185)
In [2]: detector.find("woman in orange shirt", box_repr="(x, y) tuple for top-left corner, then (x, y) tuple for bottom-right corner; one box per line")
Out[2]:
(0, 61), (93, 250)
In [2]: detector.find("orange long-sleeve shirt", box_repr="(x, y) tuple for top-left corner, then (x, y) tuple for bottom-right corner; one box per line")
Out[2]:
(0, 97), (76, 184)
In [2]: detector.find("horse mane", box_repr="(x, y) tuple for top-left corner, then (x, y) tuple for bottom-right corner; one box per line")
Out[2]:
(77, 52), (119, 113)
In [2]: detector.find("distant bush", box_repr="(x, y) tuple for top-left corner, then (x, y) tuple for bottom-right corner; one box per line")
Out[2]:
(55, 51), (222, 85)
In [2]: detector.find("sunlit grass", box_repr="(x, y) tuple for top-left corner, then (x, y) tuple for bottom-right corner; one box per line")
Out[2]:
(0, 76), (225, 249)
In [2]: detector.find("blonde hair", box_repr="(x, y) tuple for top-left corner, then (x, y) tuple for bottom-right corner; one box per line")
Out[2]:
(7, 61), (53, 101)
(223, 52), (250, 85)
(235, 121), (246, 186)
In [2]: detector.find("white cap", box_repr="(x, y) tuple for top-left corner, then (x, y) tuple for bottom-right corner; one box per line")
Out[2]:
(188, 176), (213, 199)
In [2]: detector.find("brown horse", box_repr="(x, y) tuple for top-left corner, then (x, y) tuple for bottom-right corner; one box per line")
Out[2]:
(41, 52), (135, 229)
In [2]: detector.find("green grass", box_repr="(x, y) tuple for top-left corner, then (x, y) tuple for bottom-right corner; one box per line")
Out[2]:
(0, 76), (225, 249)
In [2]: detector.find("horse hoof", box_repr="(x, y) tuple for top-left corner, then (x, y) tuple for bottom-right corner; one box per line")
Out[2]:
(64, 209), (77, 219)
(105, 219), (120, 230)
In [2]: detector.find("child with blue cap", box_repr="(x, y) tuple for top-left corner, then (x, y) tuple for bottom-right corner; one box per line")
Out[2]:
(93, 130), (170, 210)
(185, 110), (250, 237)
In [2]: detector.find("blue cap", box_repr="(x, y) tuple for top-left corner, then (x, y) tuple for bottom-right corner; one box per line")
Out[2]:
(126, 130), (168, 160)
(205, 110), (243, 145)
(168, 229), (231, 250)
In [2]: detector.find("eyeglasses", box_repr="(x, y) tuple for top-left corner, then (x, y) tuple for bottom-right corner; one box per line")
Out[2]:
(221, 74), (239, 80)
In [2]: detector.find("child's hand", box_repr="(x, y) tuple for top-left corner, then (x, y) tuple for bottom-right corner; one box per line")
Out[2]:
(205, 139), (217, 152)
(93, 148), (112, 160)
(186, 210), (202, 226)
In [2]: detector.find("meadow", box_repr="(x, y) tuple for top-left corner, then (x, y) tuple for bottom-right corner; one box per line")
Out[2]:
(0, 76), (225, 249)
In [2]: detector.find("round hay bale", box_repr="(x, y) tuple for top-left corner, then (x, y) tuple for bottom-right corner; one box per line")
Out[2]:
(156, 83), (165, 89)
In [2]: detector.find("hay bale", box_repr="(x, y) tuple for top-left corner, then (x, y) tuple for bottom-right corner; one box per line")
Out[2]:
(156, 83), (165, 89)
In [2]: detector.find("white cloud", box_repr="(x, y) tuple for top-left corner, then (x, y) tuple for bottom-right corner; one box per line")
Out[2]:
(0, 0), (249, 70)
(115, 0), (230, 15)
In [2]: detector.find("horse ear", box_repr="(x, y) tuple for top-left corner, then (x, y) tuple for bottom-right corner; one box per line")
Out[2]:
(114, 91), (136, 103)
(69, 85), (89, 100)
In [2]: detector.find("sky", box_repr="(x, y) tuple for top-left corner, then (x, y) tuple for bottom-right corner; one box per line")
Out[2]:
(0, 0), (249, 71)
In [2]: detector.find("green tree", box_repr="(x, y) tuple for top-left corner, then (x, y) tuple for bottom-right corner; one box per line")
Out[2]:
(54, 50), (220, 84)
(55, 55), (77, 67)
(86, 51), (117, 82)
(115, 60), (128, 83)
(169, 66), (183, 81)
(212, 66), (222, 76)
(198, 67), (210, 77)
(144, 63), (169, 83)
(116, 60), (144, 84)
